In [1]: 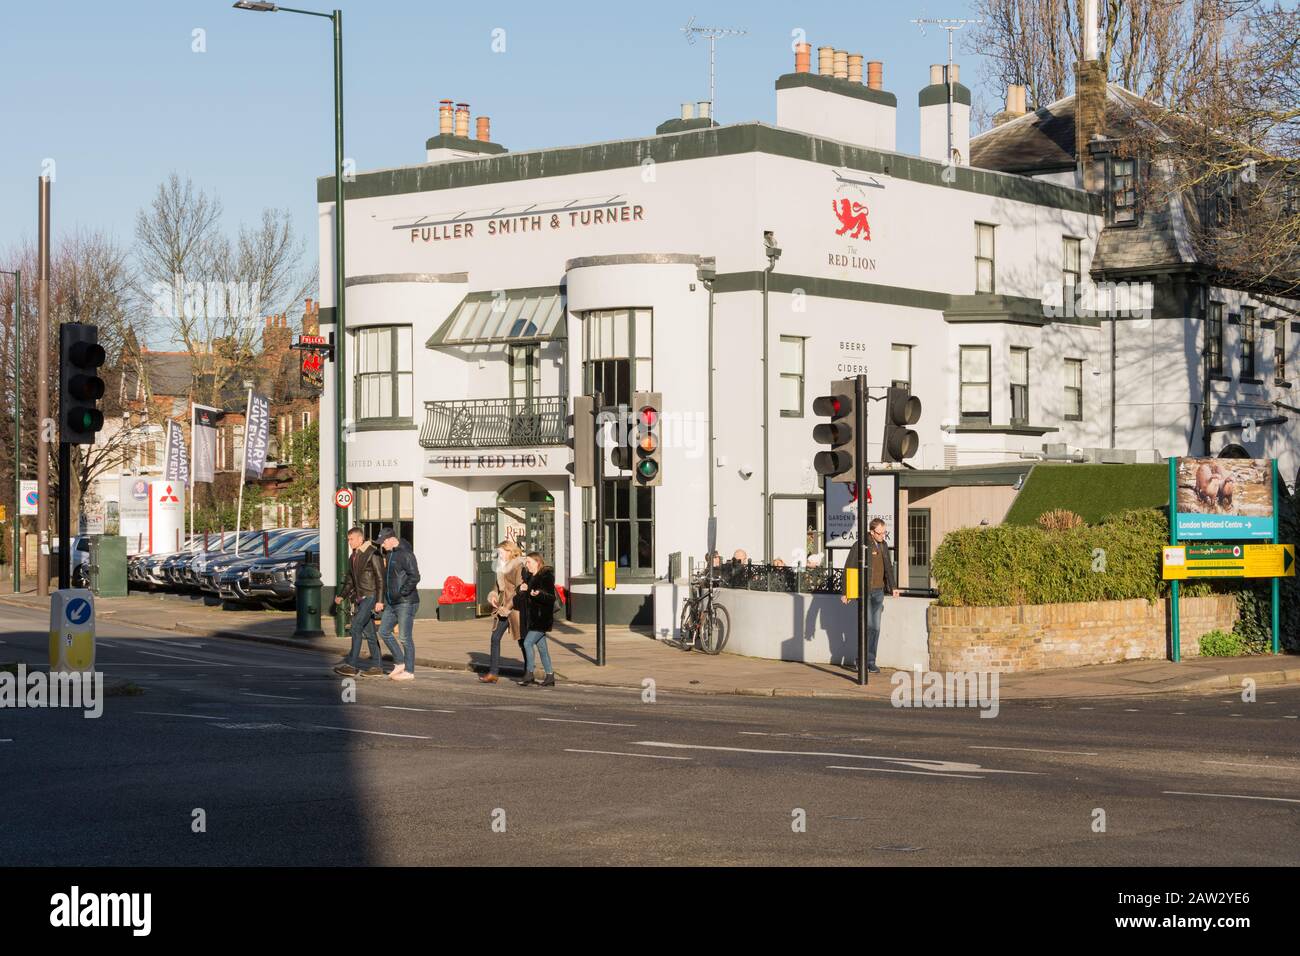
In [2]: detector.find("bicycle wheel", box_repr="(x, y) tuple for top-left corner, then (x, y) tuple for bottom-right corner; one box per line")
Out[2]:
(710, 603), (730, 654)
(699, 602), (729, 655)
(678, 601), (700, 651)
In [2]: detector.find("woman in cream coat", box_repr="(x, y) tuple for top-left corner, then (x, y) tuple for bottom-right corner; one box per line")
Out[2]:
(479, 540), (524, 683)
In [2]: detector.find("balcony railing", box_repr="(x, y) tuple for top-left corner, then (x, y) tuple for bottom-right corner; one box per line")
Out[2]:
(420, 396), (567, 449)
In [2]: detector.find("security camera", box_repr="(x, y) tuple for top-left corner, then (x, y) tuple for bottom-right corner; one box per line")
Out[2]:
(738, 465), (754, 480)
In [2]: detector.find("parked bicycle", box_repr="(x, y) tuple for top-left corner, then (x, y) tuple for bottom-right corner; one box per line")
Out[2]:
(676, 566), (730, 654)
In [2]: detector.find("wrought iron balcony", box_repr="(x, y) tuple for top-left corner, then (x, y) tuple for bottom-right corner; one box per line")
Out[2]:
(420, 396), (568, 449)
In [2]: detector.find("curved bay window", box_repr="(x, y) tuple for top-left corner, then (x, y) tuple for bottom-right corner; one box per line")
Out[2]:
(354, 325), (413, 424)
(581, 308), (655, 575)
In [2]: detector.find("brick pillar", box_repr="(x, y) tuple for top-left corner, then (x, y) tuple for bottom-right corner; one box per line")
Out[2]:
(1075, 60), (1107, 193)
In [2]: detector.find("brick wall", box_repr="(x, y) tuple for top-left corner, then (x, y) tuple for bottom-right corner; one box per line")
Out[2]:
(927, 595), (1237, 673)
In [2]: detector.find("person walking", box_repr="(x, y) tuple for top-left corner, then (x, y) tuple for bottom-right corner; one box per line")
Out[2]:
(841, 518), (900, 674)
(516, 551), (556, 688)
(374, 528), (420, 682)
(333, 527), (386, 678)
(480, 540), (524, 683)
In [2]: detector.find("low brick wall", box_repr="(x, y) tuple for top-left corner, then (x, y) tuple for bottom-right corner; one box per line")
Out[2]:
(927, 595), (1237, 673)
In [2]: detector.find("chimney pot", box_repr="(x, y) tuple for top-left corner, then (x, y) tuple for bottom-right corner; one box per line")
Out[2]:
(438, 99), (454, 135)
(681, 102), (695, 120)
(476, 116), (491, 142)
(697, 100), (711, 119)
(833, 49), (848, 80)
(847, 54), (863, 84)
(930, 64), (944, 85)
(817, 46), (835, 76)
(867, 60), (883, 90)
(949, 63), (960, 84)
(454, 102), (470, 138)
(794, 42), (811, 74)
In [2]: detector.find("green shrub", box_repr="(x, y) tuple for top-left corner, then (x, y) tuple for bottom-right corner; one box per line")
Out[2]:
(1199, 629), (1249, 657)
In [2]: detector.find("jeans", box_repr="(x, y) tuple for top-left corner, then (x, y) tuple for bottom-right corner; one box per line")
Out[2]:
(379, 600), (418, 672)
(522, 629), (552, 676)
(345, 595), (382, 668)
(866, 589), (885, 668)
(487, 615), (513, 676)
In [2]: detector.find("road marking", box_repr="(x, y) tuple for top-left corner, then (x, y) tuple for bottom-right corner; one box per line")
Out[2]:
(1204, 760), (1300, 773)
(1286, 716), (1298, 720)
(633, 741), (1039, 776)
(136, 650), (231, 666)
(1077, 707), (1095, 710)
(1163, 791), (1300, 805)
(381, 706), (455, 713)
(135, 711), (229, 720)
(240, 692), (304, 701)
(828, 765), (984, 780)
(970, 746), (1099, 756)
(539, 718), (636, 727)
(565, 749), (691, 761)
(308, 725), (432, 740)
(0, 739), (12, 743)
(144, 639), (207, 649)
(1124, 708), (1139, 712)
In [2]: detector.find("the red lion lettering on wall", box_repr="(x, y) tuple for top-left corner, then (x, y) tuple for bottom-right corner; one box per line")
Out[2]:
(833, 198), (871, 240)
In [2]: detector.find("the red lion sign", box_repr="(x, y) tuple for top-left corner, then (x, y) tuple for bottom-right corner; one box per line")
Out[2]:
(833, 198), (871, 240)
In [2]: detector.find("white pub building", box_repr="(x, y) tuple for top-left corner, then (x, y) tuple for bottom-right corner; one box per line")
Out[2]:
(317, 42), (1298, 624)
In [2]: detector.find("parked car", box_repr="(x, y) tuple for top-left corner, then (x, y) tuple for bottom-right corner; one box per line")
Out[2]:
(245, 536), (321, 607)
(212, 530), (316, 602)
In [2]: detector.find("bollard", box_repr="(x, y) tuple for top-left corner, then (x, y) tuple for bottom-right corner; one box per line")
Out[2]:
(293, 561), (324, 639)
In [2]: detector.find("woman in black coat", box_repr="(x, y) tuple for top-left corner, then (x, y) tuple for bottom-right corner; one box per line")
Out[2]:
(516, 552), (556, 687)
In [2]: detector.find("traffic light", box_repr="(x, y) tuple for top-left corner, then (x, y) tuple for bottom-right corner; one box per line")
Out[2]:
(569, 395), (595, 488)
(59, 323), (105, 444)
(630, 392), (662, 486)
(812, 380), (856, 482)
(881, 386), (922, 463)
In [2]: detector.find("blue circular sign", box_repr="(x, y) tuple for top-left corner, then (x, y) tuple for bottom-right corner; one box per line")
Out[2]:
(24, 491), (38, 506)
(66, 598), (91, 625)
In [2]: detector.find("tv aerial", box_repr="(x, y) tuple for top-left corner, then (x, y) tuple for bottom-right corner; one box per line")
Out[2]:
(681, 16), (748, 124)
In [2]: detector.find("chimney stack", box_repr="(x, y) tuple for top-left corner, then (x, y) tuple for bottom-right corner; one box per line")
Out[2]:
(776, 40), (897, 151)
(918, 63), (972, 165)
(993, 84), (1028, 127)
(1075, 0), (1108, 192)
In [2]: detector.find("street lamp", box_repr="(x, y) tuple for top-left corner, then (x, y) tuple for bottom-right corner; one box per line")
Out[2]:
(234, 1), (348, 635)
(2, 269), (20, 594)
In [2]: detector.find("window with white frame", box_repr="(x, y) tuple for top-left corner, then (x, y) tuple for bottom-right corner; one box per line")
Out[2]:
(1207, 302), (1224, 375)
(779, 335), (805, 416)
(1064, 358), (1084, 421)
(1242, 306), (1257, 379)
(975, 223), (996, 293)
(960, 346), (991, 423)
(1010, 347), (1030, 425)
(1109, 156), (1138, 224)
(354, 326), (413, 421)
(1063, 237), (1082, 305)
(1276, 321), (1288, 384)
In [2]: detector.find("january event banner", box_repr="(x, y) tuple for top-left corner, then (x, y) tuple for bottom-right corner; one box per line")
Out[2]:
(1173, 457), (1275, 540)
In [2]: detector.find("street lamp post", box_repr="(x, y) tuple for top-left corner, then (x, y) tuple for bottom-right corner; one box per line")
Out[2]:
(2, 269), (20, 593)
(234, 2), (347, 635)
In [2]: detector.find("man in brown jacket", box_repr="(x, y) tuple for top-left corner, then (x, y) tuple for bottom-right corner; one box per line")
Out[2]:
(333, 527), (387, 677)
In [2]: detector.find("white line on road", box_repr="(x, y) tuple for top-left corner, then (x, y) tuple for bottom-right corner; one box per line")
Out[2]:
(828, 765), (984, 780)
(565, 749), (691, 760)
(308, 725), (432, 740)
(634, 741), (1039, 775)
(240, 692), (304, 701)
(381, 706), (455, 713)
(137, 650), (232, 666)
(135, 711), (230, 720)
(1163, 791), (1300, 804)
(1203, 760), (1300, 773)
(539, 718), (636, 727)
(970, 746), (1099, 756)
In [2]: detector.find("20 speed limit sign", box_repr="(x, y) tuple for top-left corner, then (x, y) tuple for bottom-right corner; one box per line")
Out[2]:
(334, 488), (354, 509)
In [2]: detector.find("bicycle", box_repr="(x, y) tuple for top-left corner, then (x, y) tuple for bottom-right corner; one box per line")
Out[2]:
(676, 569), (730, 655)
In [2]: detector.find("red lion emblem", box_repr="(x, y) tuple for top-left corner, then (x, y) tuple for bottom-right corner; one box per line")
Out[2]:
(833, 198), (871, 240)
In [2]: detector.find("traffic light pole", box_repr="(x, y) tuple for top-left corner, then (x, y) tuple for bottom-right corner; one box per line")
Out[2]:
(856, 373), (870, 686)
(58, 441), (70, 591)
(593, 398), (606, 666)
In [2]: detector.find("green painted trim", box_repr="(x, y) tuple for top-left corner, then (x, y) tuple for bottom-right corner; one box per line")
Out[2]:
(712, 271), (951, 310)
(944, 293), (1092, 327)
(918, 83), (972, 108)
(319, 123), (1101, 215)
(319, 306), (335, 326)
(567, 590), (652, 626)
(351, 418), (418, 432)
(899, 465), (1030, 488)
(655, 117), (718, 135)
(774, 71), (898, 108)
(954, 424), (1060, 436)
(424, 134), (508, 155)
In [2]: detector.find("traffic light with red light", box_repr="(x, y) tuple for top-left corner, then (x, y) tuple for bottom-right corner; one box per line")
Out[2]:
(630, 392), (662, 486)
(812, 380), (856, 482)
(59, 323), (106, 444)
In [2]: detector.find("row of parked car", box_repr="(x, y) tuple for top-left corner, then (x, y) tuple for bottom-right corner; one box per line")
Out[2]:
(127, 528), (320, 608)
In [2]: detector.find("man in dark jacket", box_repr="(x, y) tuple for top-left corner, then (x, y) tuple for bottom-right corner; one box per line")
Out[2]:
(333, 527), (386, 677)
(841, 518), (900, 674)
(375, 528), (420, 681)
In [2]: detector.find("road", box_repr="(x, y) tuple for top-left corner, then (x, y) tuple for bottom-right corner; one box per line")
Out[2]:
(1, 602), (1297, 865)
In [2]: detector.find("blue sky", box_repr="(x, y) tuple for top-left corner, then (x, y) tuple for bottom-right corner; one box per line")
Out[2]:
(1, 0), (986, 278)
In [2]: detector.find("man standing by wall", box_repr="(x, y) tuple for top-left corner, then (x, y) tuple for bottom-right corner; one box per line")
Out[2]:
(842, 517), (900, 674)
(333, 526), (386, 677)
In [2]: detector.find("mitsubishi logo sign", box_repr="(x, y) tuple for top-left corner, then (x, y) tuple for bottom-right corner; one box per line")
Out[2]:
(159, 485), (180, 503)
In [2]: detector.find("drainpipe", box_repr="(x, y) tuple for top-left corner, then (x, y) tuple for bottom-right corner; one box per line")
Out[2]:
(1202, 279), (1213, 455)
(1110, 313), (1117, 449)
(762, 233), (782, 563)
(699, 262), (717, 518)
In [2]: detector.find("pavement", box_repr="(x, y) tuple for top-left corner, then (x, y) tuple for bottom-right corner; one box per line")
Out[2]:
(0, 599), (1297, 867)
(3, 581), (1296, 700)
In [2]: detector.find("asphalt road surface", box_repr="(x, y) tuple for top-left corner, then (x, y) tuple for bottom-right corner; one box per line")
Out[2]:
(2, 603), (1297, 866)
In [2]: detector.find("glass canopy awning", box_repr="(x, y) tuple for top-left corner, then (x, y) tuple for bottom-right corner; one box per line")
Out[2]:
(426, 286), (566, 349)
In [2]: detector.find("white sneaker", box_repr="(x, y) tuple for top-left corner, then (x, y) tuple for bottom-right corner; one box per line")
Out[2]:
(390, 670), (415, 682)
(388, 663), (407, 679)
